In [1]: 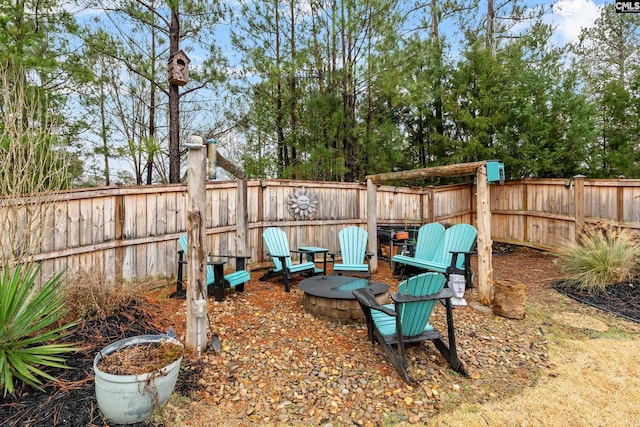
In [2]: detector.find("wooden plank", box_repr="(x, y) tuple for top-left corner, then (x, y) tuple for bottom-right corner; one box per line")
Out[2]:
(67, 200), (80, 248)
(367, 179), (378, 272)
(366, 161), (487, 184)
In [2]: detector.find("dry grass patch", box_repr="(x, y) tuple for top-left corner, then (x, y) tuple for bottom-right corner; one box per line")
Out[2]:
(64, 265), (152, 319)
(426, 337), (640, 427)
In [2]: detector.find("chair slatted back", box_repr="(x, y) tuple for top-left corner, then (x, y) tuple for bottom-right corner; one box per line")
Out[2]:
(262, 227), (293, 270)
(338, 226), (368, 265)
(397, 273), (446, 337)
(413, 223), (445, 261)
(429, 224), (477, 268)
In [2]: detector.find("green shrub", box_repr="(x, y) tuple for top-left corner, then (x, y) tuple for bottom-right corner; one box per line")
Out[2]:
(0, 263), (78, 396)
(557, 226), (640, 293)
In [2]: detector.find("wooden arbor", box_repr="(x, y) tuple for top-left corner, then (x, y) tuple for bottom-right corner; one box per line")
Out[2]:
(365, 161), (499, 305)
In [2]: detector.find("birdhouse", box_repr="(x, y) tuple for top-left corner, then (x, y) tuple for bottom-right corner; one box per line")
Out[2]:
(168, 50), (190, 86)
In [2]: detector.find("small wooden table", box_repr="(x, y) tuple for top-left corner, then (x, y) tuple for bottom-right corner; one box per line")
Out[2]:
(298, 246), (329, 275)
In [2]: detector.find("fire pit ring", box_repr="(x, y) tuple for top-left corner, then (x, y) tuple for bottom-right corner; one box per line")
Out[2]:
(299, 276), (390, 324)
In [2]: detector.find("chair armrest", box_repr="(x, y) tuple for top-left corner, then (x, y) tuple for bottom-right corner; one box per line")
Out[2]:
(211, 254), (251, 260)
(353, 288), (396, 317)
(392, 288), (453, 304)
(266, 251), (291, 258)
(210, 254), (251, 271)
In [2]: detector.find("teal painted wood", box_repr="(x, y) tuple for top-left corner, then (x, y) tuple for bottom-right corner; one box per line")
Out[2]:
(439, 224), (477, 269)
(339, 226), (367, 265)
(413, 223), (445, 261)
(392, 223), (477, 274)
(372, 273), (445, 337)
(262, 227), (291, 272)
(261, 227), (317, 292)
(331, 226), (371, 275)
(262, 227), (315, 272)
(177, 235), (249, 288)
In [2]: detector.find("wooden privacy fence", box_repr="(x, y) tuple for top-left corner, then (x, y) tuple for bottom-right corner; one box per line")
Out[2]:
(1, 176), (639, 283)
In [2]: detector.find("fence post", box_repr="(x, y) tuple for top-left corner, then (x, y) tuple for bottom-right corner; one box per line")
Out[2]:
(236, 177), (248, 255)
(476, 165), (493, 305)
(186, 137), (207, 354)
(574, 174), (585, 241)
(367, 179), (378, 272)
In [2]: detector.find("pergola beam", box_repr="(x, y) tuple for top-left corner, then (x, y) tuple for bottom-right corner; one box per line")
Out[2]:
(366, 160), (494, 305)
(366, 161), (487, 184)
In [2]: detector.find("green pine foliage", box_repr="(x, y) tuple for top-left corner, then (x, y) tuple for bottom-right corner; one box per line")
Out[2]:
(557, 226), (640, 294)
(0, 263), (78, 396)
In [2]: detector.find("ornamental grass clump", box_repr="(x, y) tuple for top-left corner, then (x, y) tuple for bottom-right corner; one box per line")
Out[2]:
(557, 226), (640, 294)
(0, 263), (78, 396)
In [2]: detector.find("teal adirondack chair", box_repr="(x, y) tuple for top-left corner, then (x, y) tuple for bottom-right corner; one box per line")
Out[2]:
(259, 227), (318, 292)
(172, 235), (251, 302)
(330, 226), (373, 276)
(352, 272), (466, 383)
(392, 222), (445, 268)
(392, 223), (477, 286)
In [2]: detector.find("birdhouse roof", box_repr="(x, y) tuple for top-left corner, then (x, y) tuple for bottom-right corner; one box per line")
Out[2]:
(169, 50), (190, 63)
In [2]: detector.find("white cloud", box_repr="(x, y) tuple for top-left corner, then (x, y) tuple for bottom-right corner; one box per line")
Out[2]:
(548, 0), (602, 44)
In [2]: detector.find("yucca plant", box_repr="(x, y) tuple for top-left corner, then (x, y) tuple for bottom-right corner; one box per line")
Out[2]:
(0, 263), (78, 396)
(557, 226), (640, 294)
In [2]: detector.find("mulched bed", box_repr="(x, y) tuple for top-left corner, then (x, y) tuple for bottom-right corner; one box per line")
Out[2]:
(0, 298), (181, 427)
(554, 281), (640, 324)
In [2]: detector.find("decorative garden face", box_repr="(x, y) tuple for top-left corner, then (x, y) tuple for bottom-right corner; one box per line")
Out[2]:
(287, 187), (318, 220)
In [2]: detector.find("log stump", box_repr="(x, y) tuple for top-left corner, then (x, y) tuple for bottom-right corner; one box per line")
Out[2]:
(492, 279), (526, 319)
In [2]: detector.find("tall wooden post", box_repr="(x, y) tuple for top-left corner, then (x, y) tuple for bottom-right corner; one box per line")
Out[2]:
(185, 136), (207, 354)
(574, 174), (585, 242)
(236, 178), (248, 255)
(476, 165), (493, 304)
(367, 179), (378, 272)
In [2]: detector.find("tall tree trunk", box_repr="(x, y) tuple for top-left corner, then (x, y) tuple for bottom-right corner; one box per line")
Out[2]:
(289, 0), (297, 178)
(146, 25), (157, 185)
(275, 1), (286, 177)
(99, 77), (110, 186)
(486, 0), (495, 52)
(168, 5), (181, 183)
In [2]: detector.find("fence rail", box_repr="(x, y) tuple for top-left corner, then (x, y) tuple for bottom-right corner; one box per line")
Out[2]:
(2, 176), (639, 283)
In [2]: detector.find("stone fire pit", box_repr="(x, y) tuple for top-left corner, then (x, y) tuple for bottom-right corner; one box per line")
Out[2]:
(299, 275), (390, 324)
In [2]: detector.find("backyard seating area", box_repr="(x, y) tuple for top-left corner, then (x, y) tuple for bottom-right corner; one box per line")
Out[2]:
(4, 243), (640, 426)
(150, 247), (557, 425)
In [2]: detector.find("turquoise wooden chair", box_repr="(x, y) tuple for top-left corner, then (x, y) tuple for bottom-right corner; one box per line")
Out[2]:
(172, 235), (251, 302)
(352, 272), (466, 383)
(330, 226), (373, 276)
(392, 223), (477, 286)
(392, 223), (445, 269)
(259, 227), (318, 292)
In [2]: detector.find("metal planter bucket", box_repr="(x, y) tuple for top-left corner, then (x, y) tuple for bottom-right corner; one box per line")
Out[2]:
(93, 335), (183, 425)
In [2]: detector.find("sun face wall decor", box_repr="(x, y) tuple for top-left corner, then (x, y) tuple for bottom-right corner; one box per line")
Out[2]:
(287, 187), (318, 220)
